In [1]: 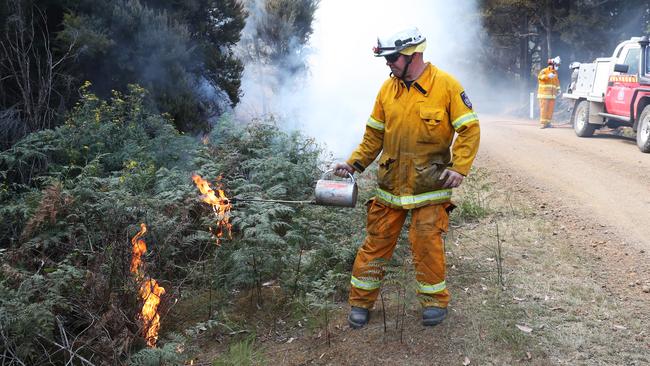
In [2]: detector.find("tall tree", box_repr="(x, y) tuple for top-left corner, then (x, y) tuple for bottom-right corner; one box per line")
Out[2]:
(147, 0), (247, 109)
(234, 0), (318, 116)
(479, 0), (539, 99)
(57, 0), (246, 133)
(238, 0), (318, 75)
(0, 0), (77, 148)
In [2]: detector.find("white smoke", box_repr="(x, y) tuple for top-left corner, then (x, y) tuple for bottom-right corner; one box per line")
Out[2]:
(235, 0), (482, 158)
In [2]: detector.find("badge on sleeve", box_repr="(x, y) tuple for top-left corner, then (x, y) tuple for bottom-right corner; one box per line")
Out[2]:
(460, 91), (473, 109)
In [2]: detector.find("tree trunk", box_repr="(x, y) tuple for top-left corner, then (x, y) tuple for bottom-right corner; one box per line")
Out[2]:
(0, 0), (75, 146)
(519, 14), (531, 105)
(544, 3), (553, 58)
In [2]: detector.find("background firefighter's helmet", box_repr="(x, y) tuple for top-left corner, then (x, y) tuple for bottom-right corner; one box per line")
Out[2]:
(548, 56), (562, 66)
(373, 27), (427, 57)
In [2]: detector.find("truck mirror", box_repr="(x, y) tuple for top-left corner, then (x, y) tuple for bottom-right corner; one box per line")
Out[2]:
(614, 63), (629, 73)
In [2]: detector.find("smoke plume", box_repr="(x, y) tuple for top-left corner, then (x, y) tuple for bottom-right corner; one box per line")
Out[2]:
(236, 0), (482, 158)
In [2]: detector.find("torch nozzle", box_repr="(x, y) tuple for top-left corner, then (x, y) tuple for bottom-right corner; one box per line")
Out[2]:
(230, 197), (316, 205)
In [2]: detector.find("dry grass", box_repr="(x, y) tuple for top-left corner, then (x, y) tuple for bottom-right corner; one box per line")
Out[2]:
(443, 162), (649, 365)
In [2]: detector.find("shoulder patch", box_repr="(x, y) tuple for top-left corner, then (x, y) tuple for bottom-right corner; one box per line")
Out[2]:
(460, 91), (473, 109)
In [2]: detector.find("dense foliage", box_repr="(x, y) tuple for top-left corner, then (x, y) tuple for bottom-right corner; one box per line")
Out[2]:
(238, 0), (318, 74)
(0, 0), (246, 147)
(59, 0), (247, 133)
(0, 85), (362, 364)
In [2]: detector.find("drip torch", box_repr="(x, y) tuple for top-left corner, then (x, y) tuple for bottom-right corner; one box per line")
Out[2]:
(231, 170), (358, 208)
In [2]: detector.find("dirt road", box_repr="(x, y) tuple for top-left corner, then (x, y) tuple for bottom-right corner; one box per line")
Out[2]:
(480, 116), (650, 251)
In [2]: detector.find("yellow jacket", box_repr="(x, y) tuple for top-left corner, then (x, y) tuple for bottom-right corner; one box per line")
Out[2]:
(346, 63), (480, 209)
(537, 66), (561, 99)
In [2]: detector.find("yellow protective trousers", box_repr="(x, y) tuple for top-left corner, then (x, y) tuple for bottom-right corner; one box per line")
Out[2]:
(349, 199), (450, 309)
(539, 98), (556, 126)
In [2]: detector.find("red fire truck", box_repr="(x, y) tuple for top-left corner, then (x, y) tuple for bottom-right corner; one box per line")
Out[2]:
(564, 36), (650, 152)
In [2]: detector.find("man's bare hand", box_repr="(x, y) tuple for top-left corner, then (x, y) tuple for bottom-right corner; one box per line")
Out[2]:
(333, 162), (355, 177)
(439, 169), (464, 188)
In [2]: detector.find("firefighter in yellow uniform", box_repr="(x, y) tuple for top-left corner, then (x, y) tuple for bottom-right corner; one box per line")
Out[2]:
(333, 27), (480, 329)
(537, 56), (562, 128)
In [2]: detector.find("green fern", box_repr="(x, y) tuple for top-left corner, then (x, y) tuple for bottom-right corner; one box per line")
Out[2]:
(1, 87), (368, 363)
(212, 336), (265, 366)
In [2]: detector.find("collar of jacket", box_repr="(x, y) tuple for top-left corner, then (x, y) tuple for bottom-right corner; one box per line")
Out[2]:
(391, 63), (438, 98)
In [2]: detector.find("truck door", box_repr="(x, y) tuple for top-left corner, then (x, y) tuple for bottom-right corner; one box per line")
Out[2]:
(606, 46), (640, 117)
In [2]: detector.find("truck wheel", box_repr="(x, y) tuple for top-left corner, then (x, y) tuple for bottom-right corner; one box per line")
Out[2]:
(637, 105), (650, 153)
(573, 100), (595, 137)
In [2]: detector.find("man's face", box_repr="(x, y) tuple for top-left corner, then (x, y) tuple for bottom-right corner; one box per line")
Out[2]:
(385, 53), (407, 77)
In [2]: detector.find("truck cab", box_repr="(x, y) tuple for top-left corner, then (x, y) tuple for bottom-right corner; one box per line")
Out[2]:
(564, 36), (650, 152)
(605, 38), (649, 116)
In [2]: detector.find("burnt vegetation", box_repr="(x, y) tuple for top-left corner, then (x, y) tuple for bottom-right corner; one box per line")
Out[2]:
(1, 0), (649, 364)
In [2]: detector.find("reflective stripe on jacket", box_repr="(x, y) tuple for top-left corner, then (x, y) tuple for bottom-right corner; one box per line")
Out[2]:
(346, 63), (480, 209)
(537, 66), (561, 99)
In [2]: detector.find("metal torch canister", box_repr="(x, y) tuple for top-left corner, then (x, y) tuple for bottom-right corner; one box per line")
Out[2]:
(314, 170), (358, 208)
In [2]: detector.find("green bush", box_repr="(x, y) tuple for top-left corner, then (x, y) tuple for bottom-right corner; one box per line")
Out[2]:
(0, 84), (363, 363)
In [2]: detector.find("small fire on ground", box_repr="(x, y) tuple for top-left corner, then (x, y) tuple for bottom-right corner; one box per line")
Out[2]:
(192, 174), (233, 244)
(130, 223), (166, 348)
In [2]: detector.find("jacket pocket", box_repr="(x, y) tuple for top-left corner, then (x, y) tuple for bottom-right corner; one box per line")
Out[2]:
(414, 157), (447, 193)
(417, 107), (447, 144)
(420, 106), (446, 123)
(377, 155), (397, 192)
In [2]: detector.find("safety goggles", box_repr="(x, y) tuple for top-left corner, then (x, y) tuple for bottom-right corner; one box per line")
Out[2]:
(384, 53), (402, 63)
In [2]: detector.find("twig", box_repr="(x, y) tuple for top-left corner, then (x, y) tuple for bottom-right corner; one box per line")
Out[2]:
(380, 290), (387, 334)
(0, 327), (28, 366)
(449, 269), (498, 276)
(47, 340), (96, 366)
(290, 243), (304, 300)
(228, 330), (250, 336)
(326, 293), (332, 347)
(399, 258), (407, 344)
(496, 221), (505, 288)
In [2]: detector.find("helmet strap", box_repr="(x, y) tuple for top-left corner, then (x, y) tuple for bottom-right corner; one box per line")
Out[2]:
(400, 54), (414, 81)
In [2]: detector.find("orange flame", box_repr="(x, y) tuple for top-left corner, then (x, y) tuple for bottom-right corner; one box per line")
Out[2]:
(192, 174), (233, 244)
(139, 279), (165, 347)
(130, 223), (166, 348)
(130, 224), (147, 277)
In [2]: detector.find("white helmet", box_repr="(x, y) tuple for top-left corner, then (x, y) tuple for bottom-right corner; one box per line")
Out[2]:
(552, 56), (561, 66)
(373, 27), (426, 57)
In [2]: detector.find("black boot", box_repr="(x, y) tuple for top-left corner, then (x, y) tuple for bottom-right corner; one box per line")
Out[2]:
(348, 306), (370, 329)
(422, 306), (447, 326)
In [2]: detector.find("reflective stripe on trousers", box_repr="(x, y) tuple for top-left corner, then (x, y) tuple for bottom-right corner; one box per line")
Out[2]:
(349, 199), (450, 309)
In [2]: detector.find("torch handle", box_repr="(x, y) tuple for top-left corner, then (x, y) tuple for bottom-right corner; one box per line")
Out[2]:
(322, 169), (355, 185)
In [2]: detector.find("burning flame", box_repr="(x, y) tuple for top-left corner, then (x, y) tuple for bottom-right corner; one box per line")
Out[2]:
(192, 174), (233, 244)
(130, 224), (147, 276)
(139, 279), (165, 347)
(130, 223), (166, 348)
